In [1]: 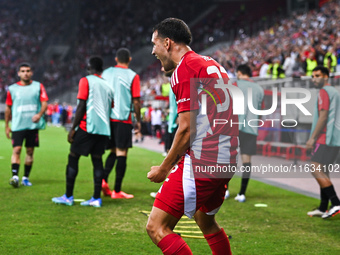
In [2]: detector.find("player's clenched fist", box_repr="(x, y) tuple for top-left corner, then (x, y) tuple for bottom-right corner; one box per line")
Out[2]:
(148, 166), (168, 183)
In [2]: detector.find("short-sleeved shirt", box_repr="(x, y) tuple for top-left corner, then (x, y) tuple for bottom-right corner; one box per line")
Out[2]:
(154, 51), (239, 220)
(110, 65), (140, 125)
(77, 76), (90, 132)
(170, 51), (239, 165)
(316, 86), (330, 144)
(6, 81), (48, 105)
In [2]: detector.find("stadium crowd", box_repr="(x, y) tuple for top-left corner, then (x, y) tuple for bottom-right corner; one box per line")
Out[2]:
(1, 1), (340, 101)
(0, 0), (211, 101)
(141, 1), (340, 97)
(38, 0), (212, 95)
(211, 1), (340, 78)
(0, 0), (288, 102)
(0, 0), (75, 101)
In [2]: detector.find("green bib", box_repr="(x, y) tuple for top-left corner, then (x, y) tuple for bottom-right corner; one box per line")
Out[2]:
(102, 67), (136, 121)
(85, 75), (114, 136)
(168, 89), (178, 133)
(306, 59), (317, 76)
(311, 86), (340, 147)
(9, 81), (45, 132)
(237, 79), (264, 135)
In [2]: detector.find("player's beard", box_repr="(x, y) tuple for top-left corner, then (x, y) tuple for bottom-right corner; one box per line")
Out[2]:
(22, 78), (31, 84)
(313, 80), (324, 89)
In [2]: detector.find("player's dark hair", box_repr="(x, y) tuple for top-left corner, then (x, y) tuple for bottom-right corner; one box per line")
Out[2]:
(116, 48), (131, 64)
(88, 56), (103, 73)
(237, 64), (252, 77)
(153, 18), (192, 45)
(313, 66), (329, 77)
(17, 62), (31, 72)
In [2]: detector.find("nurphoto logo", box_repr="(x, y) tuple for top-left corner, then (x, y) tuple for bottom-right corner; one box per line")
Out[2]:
(196, 78), (312, 128)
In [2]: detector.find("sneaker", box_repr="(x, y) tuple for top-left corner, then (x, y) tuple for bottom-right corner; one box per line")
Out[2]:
(307, 208), (325, 217)
(52, 194), (74, 206)
(111, 191), (134, 199)
(9, 176), (19, 188)
(150, 192), (157, 198)
(224, 190), (230, 199)
(80, 197), (102, 208)
(102, 180), (112, 196)
(21, 177), (32, 186)
(321, 205), (340, 219)
(235, 194), (246, 202)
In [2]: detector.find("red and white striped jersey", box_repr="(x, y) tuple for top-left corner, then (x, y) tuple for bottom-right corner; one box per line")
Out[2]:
(171, 51), (239, 165)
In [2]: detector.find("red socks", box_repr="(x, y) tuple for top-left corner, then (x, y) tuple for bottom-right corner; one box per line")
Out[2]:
(157, 229), (231, 255)
(204, 228), (231, 255)
(157, 233), (193, 255)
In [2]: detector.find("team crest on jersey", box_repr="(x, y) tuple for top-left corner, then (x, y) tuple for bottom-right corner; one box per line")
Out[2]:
(194, 77), (231, 116)
(197, 80), (223, 107)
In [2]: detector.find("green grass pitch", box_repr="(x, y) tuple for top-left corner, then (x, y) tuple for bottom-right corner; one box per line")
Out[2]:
(0, 123), (339, 254)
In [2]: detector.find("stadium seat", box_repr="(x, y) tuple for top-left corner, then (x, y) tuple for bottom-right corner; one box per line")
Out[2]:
(265, 142), (309, 161)
(256, 140), (270, 156)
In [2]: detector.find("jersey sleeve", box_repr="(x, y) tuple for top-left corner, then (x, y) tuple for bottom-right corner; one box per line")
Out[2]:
(318, 89), (330, 111)
(171, 66), (199, 114)
(5, 91), (12, 106)
(131, 74), (141, 98)
(77, 77), (89, 100)
(40, 83), (49, 101)
(172, 77), (192, 113)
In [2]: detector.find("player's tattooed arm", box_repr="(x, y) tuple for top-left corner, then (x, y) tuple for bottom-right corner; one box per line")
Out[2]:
(171, 154), (181, 167)
(148, 111), (191, 182)
(160, 111), (194, 170)
(148, 110), (197, 183)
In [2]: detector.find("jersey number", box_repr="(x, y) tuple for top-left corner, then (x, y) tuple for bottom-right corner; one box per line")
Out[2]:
(205, 65), (230, 113)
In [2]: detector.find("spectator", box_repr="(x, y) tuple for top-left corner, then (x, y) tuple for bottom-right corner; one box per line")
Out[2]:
(151, 107), (162, 142)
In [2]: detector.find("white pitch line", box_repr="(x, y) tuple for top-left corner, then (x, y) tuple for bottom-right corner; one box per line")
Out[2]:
(73, 199), (86, 202)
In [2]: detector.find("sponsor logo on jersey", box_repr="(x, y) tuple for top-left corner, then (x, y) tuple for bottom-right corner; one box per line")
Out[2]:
(177, 98), (190, 104)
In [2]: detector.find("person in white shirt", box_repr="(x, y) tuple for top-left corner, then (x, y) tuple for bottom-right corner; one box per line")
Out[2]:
(151, 108), (162, 141)
(283, 52), (296, 77)
(259, 58), (272, 78)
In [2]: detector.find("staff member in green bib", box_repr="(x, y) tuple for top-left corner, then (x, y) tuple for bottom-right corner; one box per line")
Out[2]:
(323, 47), (337, 73)
(101, 48), (141, 199)
(5, 63), (48, 188)
(52, 56), (114, 208)
(224, 64), (264, 202)
(305, 51), (318, 76)
(306, 66), (340, 219)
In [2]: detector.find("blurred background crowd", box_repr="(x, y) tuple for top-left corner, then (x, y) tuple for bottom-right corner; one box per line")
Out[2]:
(1, 0), (340, 127)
